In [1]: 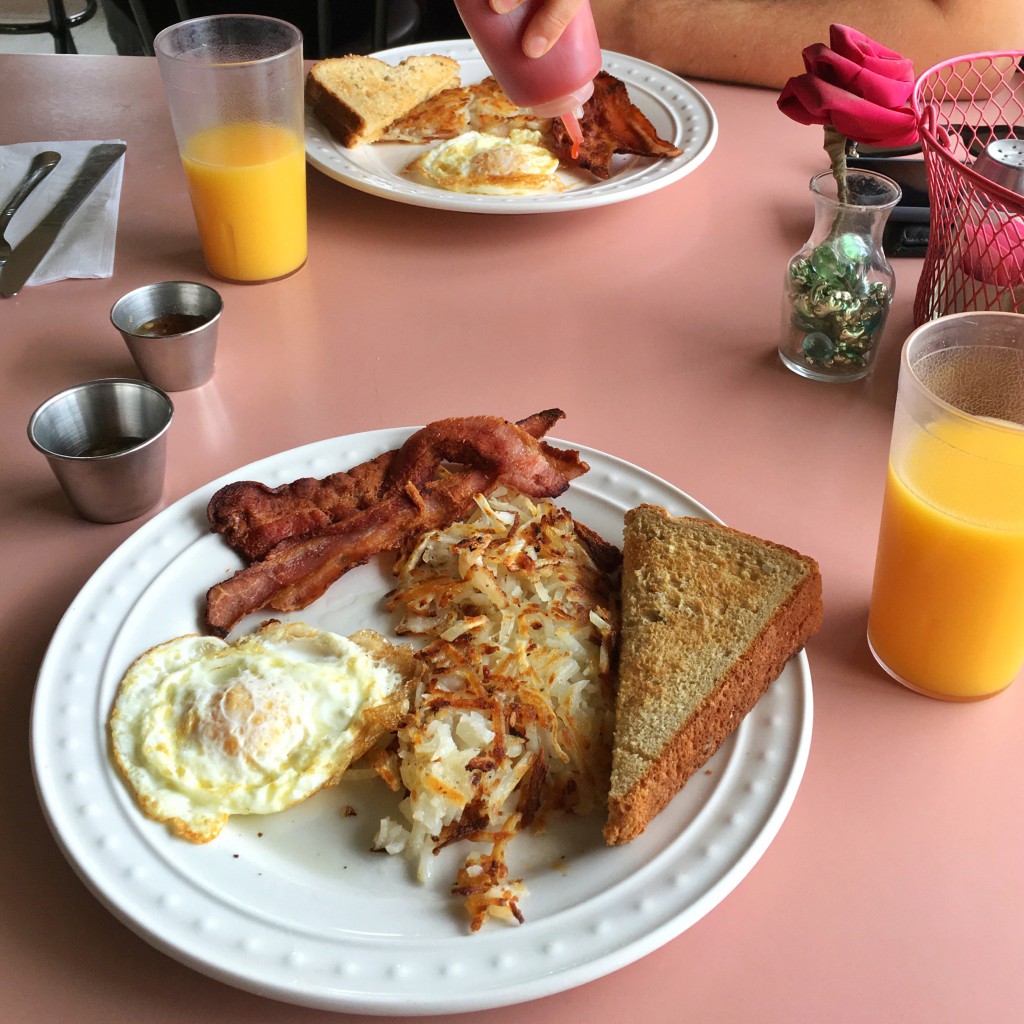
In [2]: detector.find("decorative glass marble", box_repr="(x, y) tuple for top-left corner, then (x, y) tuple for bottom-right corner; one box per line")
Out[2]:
(779, 169), (902, 382)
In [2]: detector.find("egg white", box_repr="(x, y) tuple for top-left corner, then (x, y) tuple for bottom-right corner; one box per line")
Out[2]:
(411, 129), (565, 195)
(109, 621), (406, 842)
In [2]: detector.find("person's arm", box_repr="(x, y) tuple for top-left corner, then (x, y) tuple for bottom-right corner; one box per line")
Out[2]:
(588, 0), (1023, 88)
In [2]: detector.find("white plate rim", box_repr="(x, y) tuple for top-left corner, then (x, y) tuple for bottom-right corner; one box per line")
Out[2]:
(304, 40), (719, 213)
(30, 427), (812, 1015)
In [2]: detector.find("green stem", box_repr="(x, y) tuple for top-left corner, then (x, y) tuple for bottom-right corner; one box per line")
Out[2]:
(823, 126), (849, 205)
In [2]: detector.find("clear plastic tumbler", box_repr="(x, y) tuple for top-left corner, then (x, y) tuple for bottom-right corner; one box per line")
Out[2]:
(155, 15), (307, 283)
(867, 311), (1024, 700)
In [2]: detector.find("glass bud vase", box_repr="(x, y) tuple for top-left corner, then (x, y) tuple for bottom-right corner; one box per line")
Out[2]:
(779, 168), (902, 382)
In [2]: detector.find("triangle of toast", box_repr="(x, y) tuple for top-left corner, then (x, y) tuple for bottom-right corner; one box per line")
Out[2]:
(605, 506), (822, 845)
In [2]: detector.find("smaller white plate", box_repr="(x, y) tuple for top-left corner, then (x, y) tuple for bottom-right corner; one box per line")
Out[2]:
(304, 40), (718, 213)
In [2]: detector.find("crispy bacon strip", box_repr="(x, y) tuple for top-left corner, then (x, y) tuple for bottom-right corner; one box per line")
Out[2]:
(204, 416), (588, 636)
(207, 451), (392, 563)
(383, 415), (580, 495)
(208, 409), (566, 562)
(550, 71), (683, 180)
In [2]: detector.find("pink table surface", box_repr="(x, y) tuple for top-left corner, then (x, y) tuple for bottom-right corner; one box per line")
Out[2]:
(2, 53), (1022, 1024)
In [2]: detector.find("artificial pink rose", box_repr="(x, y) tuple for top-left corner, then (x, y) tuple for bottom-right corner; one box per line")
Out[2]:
(778, 25), (918, 148)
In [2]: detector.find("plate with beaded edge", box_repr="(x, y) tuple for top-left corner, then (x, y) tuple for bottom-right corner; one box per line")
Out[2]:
(304, 40), (718, 213)
(31, 427), (812, 1014)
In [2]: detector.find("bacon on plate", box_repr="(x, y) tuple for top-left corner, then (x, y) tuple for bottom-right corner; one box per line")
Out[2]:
(204, 412), (588, 636)
(550, 71), (683, 179)
(208, 409), (566, 562)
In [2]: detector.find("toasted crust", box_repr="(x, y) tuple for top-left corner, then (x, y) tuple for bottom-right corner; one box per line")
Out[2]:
(305, 54), (461, 147)
(604, 506), (823, 845)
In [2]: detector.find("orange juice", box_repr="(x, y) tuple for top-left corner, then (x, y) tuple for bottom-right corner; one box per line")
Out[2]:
(868, 410), (1024, 700)
(181, 122), (306, 282)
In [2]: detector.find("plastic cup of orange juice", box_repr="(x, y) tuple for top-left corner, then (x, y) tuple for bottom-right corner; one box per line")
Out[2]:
(154, 15), (307, 283)
(867, 311), (1024, 701)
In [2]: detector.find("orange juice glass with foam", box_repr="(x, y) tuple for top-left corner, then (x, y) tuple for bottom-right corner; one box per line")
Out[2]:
(867, 311), (1024, 700)
(155, 15), (307, 282)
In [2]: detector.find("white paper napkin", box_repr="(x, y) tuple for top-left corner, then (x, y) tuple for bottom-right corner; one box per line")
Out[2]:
(0, 140), (126, 287)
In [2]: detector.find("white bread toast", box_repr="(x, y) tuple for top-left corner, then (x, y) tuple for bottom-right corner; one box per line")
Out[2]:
(604, 506), (822, 845)
(305, 54), (461, 147)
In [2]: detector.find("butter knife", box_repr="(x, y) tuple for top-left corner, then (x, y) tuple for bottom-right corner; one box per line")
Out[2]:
(0, 151), (61, 267)
(0, 143), (126, 298)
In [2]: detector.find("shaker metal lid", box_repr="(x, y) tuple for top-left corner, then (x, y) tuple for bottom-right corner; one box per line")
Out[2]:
(973, 138), (1024, 196)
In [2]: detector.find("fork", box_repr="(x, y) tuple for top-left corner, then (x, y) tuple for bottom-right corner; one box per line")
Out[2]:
(0, 150), (61, 267)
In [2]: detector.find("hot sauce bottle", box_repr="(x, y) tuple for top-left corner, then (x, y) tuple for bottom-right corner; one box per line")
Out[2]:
(453, 0), (602, 154)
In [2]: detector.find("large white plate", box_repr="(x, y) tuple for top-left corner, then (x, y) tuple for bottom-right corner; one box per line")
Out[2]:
(31, 429), (811, 1015)
(305, 40), (718, 213)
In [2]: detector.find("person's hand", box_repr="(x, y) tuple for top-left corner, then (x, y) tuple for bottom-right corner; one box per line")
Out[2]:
(490, 0), (585, 57)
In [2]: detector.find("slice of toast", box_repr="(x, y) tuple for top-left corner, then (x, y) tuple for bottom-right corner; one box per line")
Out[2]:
(604, 506), (822, 845)
(305, 54), (461, 147)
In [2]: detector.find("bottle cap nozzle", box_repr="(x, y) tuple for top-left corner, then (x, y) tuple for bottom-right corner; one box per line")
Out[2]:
(527, 80), (595, 119)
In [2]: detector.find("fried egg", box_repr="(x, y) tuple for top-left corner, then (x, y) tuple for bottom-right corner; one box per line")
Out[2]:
(109, 621), (416, 842)
(409, 129), (566, 195)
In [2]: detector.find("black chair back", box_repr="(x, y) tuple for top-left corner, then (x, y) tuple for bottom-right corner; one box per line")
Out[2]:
(122, 0), (420, 58)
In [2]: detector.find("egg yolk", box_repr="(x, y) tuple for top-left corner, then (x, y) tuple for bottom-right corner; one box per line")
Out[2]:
(184, 674), (305, 767)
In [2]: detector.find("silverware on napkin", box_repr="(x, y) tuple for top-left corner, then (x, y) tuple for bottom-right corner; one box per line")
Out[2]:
(0, 150), (61, 268)
(0, 143), (126, 298)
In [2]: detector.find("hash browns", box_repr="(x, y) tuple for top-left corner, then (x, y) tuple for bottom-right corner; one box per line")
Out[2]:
(372, 488), (620, 931)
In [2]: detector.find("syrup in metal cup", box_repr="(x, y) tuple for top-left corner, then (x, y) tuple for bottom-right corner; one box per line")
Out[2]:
(867, 311), (1024, 700)
(154, 15), (307, 283)
(111, 280), (222, 392)
(27, 378), (174, 523)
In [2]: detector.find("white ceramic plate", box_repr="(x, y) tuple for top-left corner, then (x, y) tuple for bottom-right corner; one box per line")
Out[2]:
(304, 40), (718, 213)
(31, 429), (811, 1015)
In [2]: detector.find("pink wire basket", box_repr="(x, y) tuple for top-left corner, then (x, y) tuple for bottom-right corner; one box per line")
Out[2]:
(912, 52), (1024, 324)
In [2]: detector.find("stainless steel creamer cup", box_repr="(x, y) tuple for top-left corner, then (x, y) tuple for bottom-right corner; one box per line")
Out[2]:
(27, 378), (174, 523)
(111, 281), (222, 392)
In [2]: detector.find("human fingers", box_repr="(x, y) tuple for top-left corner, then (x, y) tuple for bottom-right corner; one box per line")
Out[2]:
(489, 0), (585, 57)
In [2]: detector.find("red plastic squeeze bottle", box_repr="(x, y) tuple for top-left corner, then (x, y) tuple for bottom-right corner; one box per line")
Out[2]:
(453, 0), (602, 154)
